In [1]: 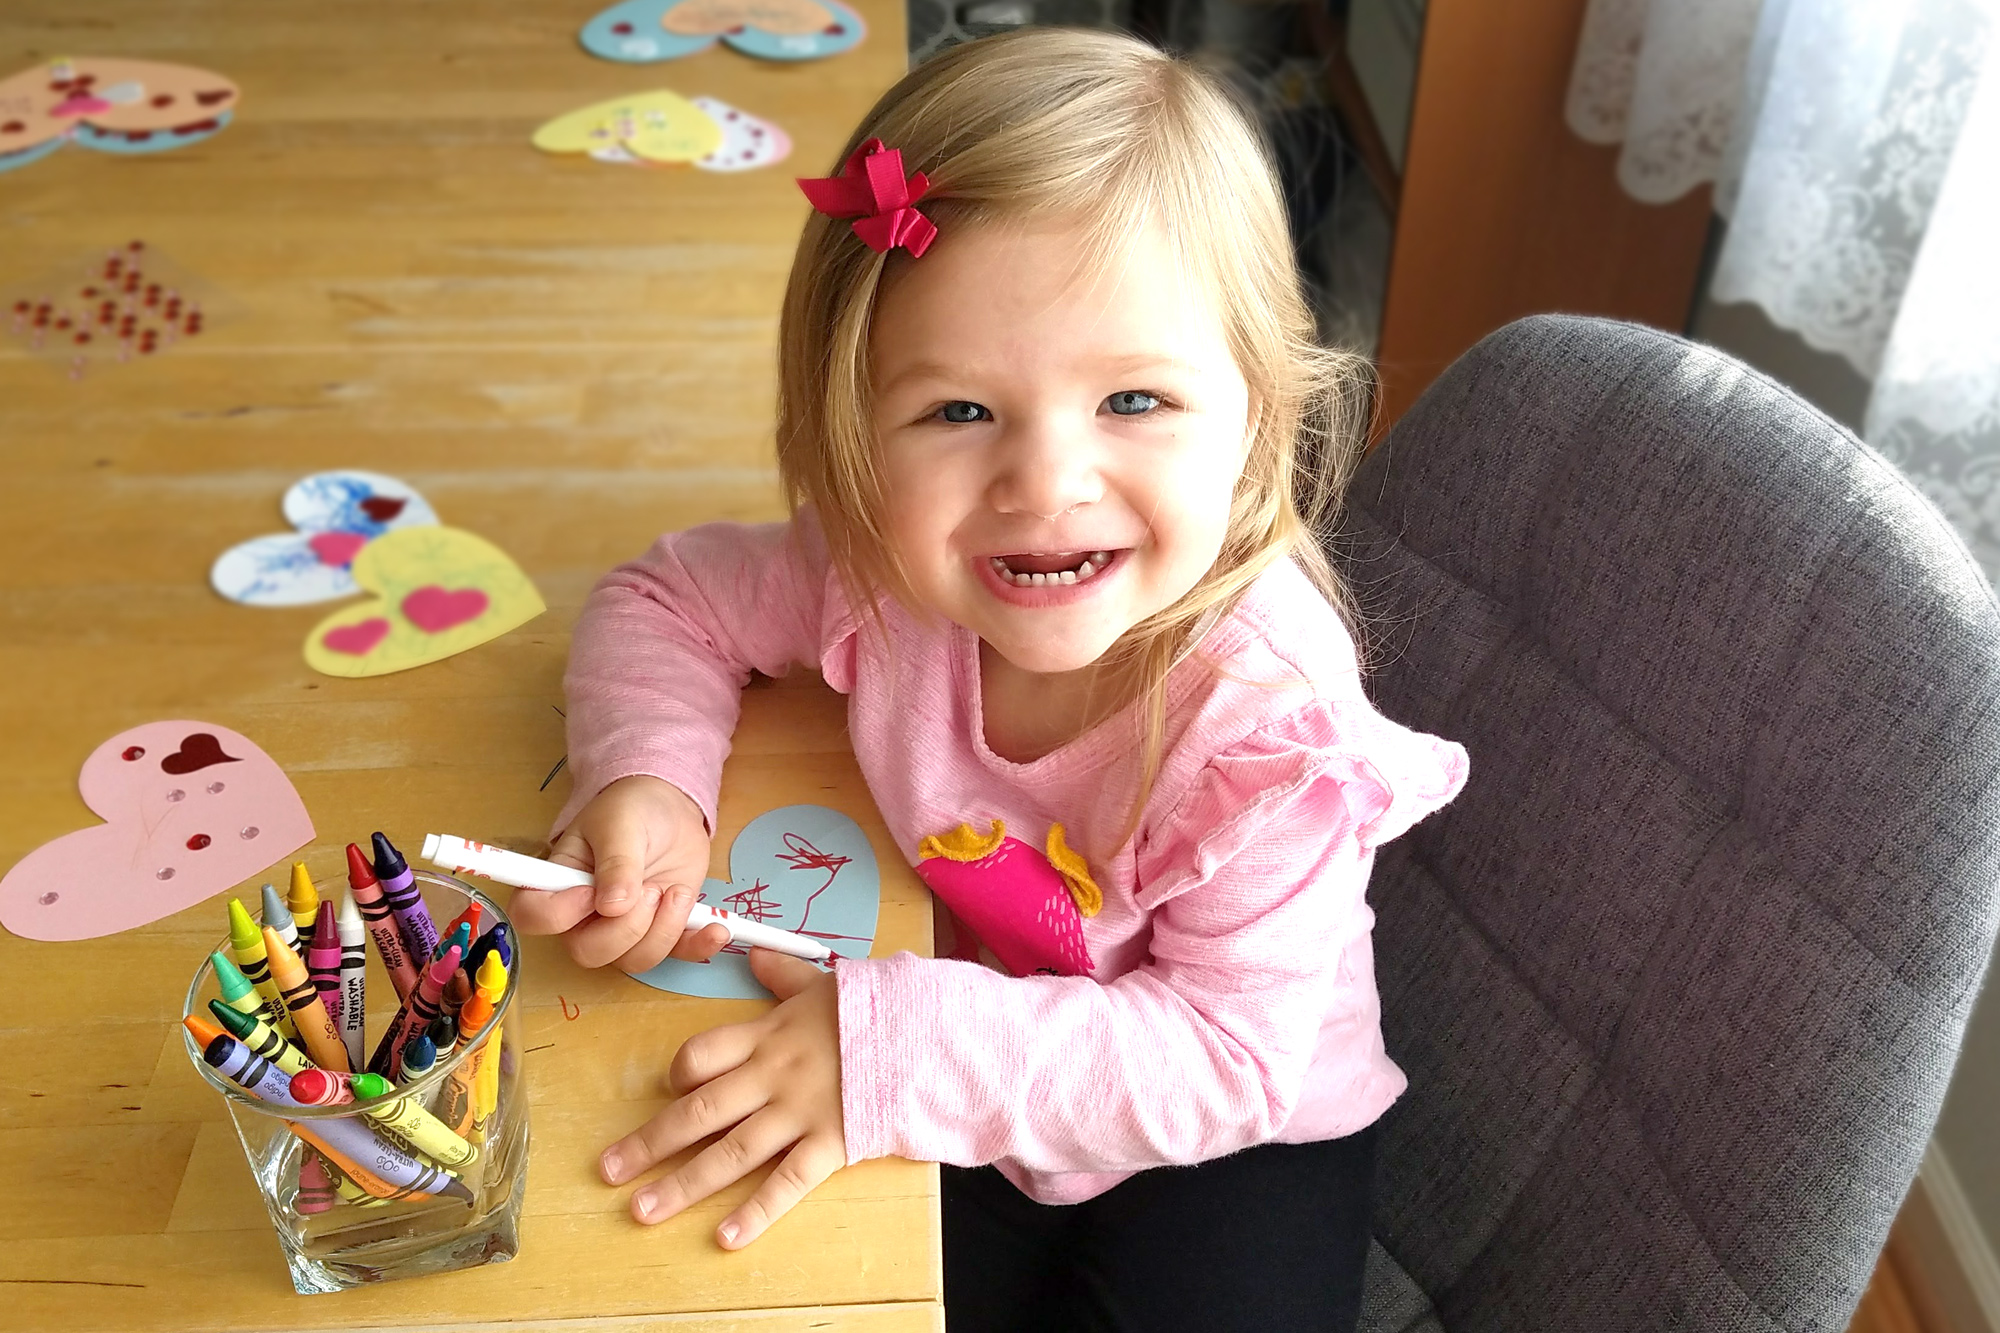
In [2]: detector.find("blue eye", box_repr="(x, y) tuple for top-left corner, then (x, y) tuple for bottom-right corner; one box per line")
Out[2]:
(939, 401), (990, 424)
(1105, 391), (1159, 416)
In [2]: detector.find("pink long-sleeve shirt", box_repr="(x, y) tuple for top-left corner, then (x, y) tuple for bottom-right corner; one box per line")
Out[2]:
(555, 513), (1468, 1204)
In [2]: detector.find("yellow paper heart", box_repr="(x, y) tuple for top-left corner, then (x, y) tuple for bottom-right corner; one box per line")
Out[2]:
(661, 0), (833, 36)
(304, 526), (545, 678)
(532, 91), (722, 164)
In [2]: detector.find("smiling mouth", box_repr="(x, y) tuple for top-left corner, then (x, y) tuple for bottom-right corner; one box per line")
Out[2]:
(987, 550), (1117, 588)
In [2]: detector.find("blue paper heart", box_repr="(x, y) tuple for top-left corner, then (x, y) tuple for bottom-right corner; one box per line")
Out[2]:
(580, 0), (719, 62)
(75, 110), (234, 156)
(634, 803), (880, 999)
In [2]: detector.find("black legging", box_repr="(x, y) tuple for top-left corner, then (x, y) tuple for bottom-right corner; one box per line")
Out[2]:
(942, 1125), (1378, 1333)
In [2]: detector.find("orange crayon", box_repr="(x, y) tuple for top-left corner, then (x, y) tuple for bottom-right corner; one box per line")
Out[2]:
(262, 924), (350, 1072)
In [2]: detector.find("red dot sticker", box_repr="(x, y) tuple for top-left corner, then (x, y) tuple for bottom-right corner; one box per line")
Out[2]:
(122, 746), (145, 761)
(185, 833), (211, 850)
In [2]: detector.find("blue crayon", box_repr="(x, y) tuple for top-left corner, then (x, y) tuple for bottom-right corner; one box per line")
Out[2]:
(431, 920), (471, 965)
(465, 922), (511, 978)
(402, 1032), (439, 1078)
(372, 832), (438, 963)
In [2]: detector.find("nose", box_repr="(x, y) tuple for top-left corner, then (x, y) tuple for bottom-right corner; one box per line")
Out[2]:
(985, 412), (1104, 521)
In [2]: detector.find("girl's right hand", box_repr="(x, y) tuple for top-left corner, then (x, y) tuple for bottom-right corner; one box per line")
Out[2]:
(509, 774), (732, 975)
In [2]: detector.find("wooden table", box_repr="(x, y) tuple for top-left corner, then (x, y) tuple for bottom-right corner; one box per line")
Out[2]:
(0, 2), (941, 1329)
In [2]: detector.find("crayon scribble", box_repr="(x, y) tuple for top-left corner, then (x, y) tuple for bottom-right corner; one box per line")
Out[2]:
(558, 995), (580, 1021)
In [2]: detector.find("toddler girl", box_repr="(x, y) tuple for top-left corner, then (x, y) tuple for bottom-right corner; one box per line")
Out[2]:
(514, 26), (1467, 1332)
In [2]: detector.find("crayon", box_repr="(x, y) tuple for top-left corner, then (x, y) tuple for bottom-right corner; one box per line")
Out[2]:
(400, 1032), (439, 1079)
(373, 832), (439, 965)
(472, 1014), (504, 1143)
(287, 861), (320, 933)
(228, 897), (298, 1040)
(466, 921), (511, 979)
(335, 892), (368, 1070)
(443, 951), (510, 1137)
(350, 1071), (477, 1167)
(440, 900), (483, 953)
(263, 924), (350, 1073)
(321, 1155), (388, 1209)
(438, 965), (473, 1039)
(211, 950), (286, 1034)
(182, 1012), (229, 1051)
(368, 944), (460, 1080)
(347, 842), (419, 1002)
(295, 1153), (338, 1215)
(306, 900), (344, 1038)
(261, 881), (300, 955)
(203, 1033), (470, 1204)
(289, 1067), (355, 1107)
(209, 998), (313, 1076)
(432, 920), (471, 966)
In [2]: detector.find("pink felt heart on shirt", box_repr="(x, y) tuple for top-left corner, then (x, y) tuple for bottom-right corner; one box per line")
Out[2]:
(0, 720), (314, 941)
(307, 531), (369, 567)
(402, 585), (489, 632)
(322, 617), (391, 655)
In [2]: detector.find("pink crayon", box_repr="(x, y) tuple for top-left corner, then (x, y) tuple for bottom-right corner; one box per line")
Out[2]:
(296, 1154), (337, 1215)
(368, 944), (460, 1080)
(306, 900), (343, 1036)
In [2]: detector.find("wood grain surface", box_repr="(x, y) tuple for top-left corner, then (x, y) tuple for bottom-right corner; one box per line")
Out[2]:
(0, 2), (939, 1329)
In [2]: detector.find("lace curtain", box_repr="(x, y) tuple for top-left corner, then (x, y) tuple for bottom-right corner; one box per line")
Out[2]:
(1567, 0), (2000, 579)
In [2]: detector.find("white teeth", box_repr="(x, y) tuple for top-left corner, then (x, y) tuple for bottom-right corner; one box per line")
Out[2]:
(1057, 569), (1077, 585)
(989, 551), (1117, 588)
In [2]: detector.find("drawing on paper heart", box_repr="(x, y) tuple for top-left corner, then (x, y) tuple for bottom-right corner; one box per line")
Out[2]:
(0, 57), (240, 174)
(304, 526), (546, 678)
(634, 804), (880, 1000)
(211, 470), (439, 606)
(0, 720), (314, 941)
(580, 0), (866, 64)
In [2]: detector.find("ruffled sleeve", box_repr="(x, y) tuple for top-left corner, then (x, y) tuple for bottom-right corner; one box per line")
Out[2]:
(1134, 699), (1468, 910)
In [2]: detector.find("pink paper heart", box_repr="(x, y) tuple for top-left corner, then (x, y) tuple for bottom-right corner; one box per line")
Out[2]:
(307, 531), (369, 567)
(0, 720), (315, 941)
(323, 617), (391, 655)
(402, 584), (489, 633)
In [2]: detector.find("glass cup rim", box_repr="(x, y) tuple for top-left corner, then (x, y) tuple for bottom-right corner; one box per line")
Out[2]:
(181, 868), (517, 1119)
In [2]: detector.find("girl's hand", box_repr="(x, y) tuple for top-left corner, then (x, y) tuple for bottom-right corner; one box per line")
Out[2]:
(599, 948), (846, 1248)
(509, 774), (731, 974)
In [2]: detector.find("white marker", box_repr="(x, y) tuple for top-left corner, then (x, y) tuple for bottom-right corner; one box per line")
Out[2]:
(421, 834), (834, 964)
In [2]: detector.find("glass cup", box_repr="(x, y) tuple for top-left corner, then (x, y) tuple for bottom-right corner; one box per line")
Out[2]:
(182, 870), (530, 1293)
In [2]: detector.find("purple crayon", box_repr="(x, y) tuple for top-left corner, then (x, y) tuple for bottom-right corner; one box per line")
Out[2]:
(306, 901), (344, 1038)
(368, 944), (460, 1080)
(372, 832), (438, 964)
(203, 1033), (472, 1204)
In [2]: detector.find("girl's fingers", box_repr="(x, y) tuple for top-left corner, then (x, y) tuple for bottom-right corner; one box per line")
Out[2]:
(545, 830), (593, 872)
(667, 1019), (763, 1096)
(565, 887), (663, 969)
(506, 882), (597, 936)
(615, 882), (703, 975)
(599, 1069), (771, 1185)
(716, 1135), (846, 1249)
(667, 921), (734, 963)
(630, 1109), (796, 1226)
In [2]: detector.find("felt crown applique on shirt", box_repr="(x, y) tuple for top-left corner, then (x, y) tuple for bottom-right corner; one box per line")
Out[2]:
(914, 818), (1098, 977)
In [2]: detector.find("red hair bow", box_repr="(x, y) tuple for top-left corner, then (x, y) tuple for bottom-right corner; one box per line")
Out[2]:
(797, 138), (938, 258)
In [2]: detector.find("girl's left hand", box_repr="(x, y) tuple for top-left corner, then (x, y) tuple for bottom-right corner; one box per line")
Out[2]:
(599, 947), (846, 1248)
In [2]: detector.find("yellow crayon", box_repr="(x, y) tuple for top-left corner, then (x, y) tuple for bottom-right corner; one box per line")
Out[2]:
(315, 1154), (388, 1209)
(350, 1073), (477, 1168)
(228, 898), (298, 1040)
(287, 862), (320, 933)
(262, 925), (350, 1073)
(443, 952), (508, 1138)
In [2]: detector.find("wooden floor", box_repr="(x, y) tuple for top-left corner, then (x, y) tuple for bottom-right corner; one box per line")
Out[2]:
(1852, 1248), (1929, 1333)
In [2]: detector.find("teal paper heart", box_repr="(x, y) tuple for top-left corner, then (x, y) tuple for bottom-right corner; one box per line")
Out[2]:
(634, 804), (879, 999)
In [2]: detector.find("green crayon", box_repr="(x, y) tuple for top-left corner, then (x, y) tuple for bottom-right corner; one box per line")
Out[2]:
(227, 897), (299, 1041)
(211, 951), (287, 1034)
(208, 998), (313, 1077)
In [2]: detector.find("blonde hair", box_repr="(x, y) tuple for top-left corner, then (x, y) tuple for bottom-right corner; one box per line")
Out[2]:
(777, 27), (1373, 835)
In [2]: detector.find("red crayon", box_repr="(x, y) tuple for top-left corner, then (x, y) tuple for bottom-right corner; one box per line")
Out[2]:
(347, 842), (419, 1001)
(306, 901), (344, 1035)
(368, 944), (460, 1080)
(290, 1067), (355, 1108)
(440, 900), (482, 950)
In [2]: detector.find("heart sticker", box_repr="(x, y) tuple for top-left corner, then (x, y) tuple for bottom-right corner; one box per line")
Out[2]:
(580, 0), (866, 63)
(634, 804), (880, 999)
(0, 720), (314, 941)
(532, 90), (723, 165)
(211, 470), (439, 606)
(303, 526), (545, 678)
(0, 57), (240, 171)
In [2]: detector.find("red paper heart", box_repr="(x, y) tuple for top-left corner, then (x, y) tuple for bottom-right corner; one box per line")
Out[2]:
(307, 531), (368, 567)
(160, 732), (242, 775)
(359, 496), (406, 522)
(323, 618), (391, 656)
(402, 585), (489, 633)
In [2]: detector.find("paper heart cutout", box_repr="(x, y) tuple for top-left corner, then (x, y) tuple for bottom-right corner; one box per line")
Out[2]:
(580, 0), (865, 62)
(0, 58), (240, 167)
(211, 470), (439, 606)
(322, 618), (391, 656)
(634, 804), (880, 999)
(402, 585), (489, 632)
(532, 90), (722, 164)
(692, 96), (792, 173)
(0, 720), (314, 941)
(304, 526), (545, 678)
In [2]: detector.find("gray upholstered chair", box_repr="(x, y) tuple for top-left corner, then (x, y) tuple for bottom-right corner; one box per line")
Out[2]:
(1330, 315), (2000, 1331)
